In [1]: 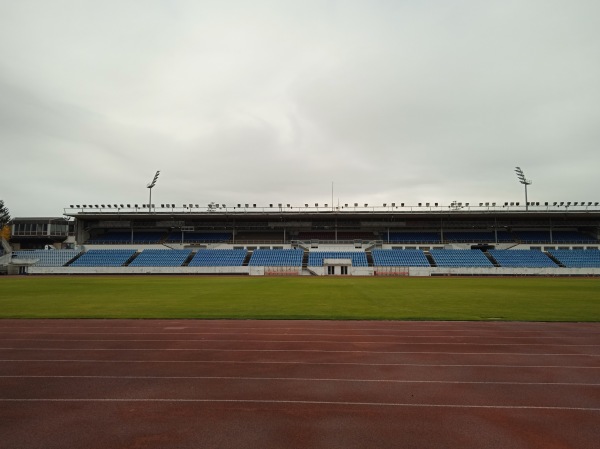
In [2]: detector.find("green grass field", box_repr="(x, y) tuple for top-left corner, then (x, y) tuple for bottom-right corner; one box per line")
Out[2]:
(1, 276), (599, 321)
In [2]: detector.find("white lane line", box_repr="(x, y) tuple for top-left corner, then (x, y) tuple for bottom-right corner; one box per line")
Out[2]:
(2, 339), (598, 347)
(1, 375), (598, 386)
(1, 398), (598, 411)
(1, 347), (597, 356)
(2, 359), (598, 368)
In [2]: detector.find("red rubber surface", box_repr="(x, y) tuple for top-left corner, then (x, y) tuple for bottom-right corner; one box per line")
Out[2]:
(1, 319), (599, 449)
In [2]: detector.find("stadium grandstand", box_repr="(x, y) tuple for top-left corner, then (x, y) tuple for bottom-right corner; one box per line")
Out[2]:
(2, 201), (600, 276)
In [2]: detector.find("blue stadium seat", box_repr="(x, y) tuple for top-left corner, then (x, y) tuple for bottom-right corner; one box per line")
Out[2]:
(430, 250), (493, 267)
(70, 249), (137, 267)
(248, 249), (303, 267)
(166, 232), (232, 243)
(548, 250), (600, 267)
(12, 250), (81, 267)
(308, 251), (368, 267)
(188, 249), (247, 267)
(488, 250), (557, 268)
(387, 232), (441, 243)
(372, 249), (430, 267)
(87, 231), (164, 244)
(128, 249), (192, 267)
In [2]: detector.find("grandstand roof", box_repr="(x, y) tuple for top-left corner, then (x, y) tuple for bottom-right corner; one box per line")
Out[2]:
(64, 208), (600, 222)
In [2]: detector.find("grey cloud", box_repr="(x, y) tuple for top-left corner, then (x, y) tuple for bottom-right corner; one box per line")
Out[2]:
(1, 1), (599, 216)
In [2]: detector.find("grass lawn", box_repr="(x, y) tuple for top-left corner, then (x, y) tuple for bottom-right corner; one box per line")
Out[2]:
(1, 276), (599, 321)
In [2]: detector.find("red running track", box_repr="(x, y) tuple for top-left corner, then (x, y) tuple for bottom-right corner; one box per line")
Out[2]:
(0, 319), (599, 449)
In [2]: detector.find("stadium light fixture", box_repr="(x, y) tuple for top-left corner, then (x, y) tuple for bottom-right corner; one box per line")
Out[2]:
(146, 170), (160, 213)
(514, 166), (532, 211)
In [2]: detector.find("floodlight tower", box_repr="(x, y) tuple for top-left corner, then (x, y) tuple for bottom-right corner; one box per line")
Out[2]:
(147, 170), (160, 213)
(514, 166), (532, 211)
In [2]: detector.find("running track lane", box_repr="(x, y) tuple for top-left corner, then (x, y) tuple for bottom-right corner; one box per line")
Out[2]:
(0, 319), (599, 449)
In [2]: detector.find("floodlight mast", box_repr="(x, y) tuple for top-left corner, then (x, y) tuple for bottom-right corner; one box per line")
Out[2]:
(514, 166), (532, 211)
(147, 171), (160, 213)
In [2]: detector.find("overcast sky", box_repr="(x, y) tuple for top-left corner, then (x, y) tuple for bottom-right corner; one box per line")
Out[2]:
(1, 0), (599, 217)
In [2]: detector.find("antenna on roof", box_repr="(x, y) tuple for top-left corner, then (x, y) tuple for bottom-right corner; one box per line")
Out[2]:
(331, 181), (334, 212)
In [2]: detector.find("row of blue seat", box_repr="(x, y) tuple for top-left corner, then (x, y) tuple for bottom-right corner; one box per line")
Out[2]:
(308, 252), (369, 267)
(13, 248), (600, 268)
(12, 250), (81, 267)
(248, 249), (304, 267)
(385, 231), (597, 243)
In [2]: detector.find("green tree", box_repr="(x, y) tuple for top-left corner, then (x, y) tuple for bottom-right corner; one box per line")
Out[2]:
(0, 199), (10, 229)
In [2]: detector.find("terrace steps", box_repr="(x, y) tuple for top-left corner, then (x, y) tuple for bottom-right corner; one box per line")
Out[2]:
(424, 252), (437, 267)
(545, 251), (565, 267)
(484, 251), (500, 267)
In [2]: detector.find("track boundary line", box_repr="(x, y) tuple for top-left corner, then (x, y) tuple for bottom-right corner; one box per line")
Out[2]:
(2, 359), (598, 368)
(1, 398), (599, 411)
(2, 375), (598, 386)
(2, 347), (597, 356)
(2, 338), (597, 347)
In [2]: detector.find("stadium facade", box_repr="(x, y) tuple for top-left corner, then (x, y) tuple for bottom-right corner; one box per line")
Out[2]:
(3, 202), (600, 276)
